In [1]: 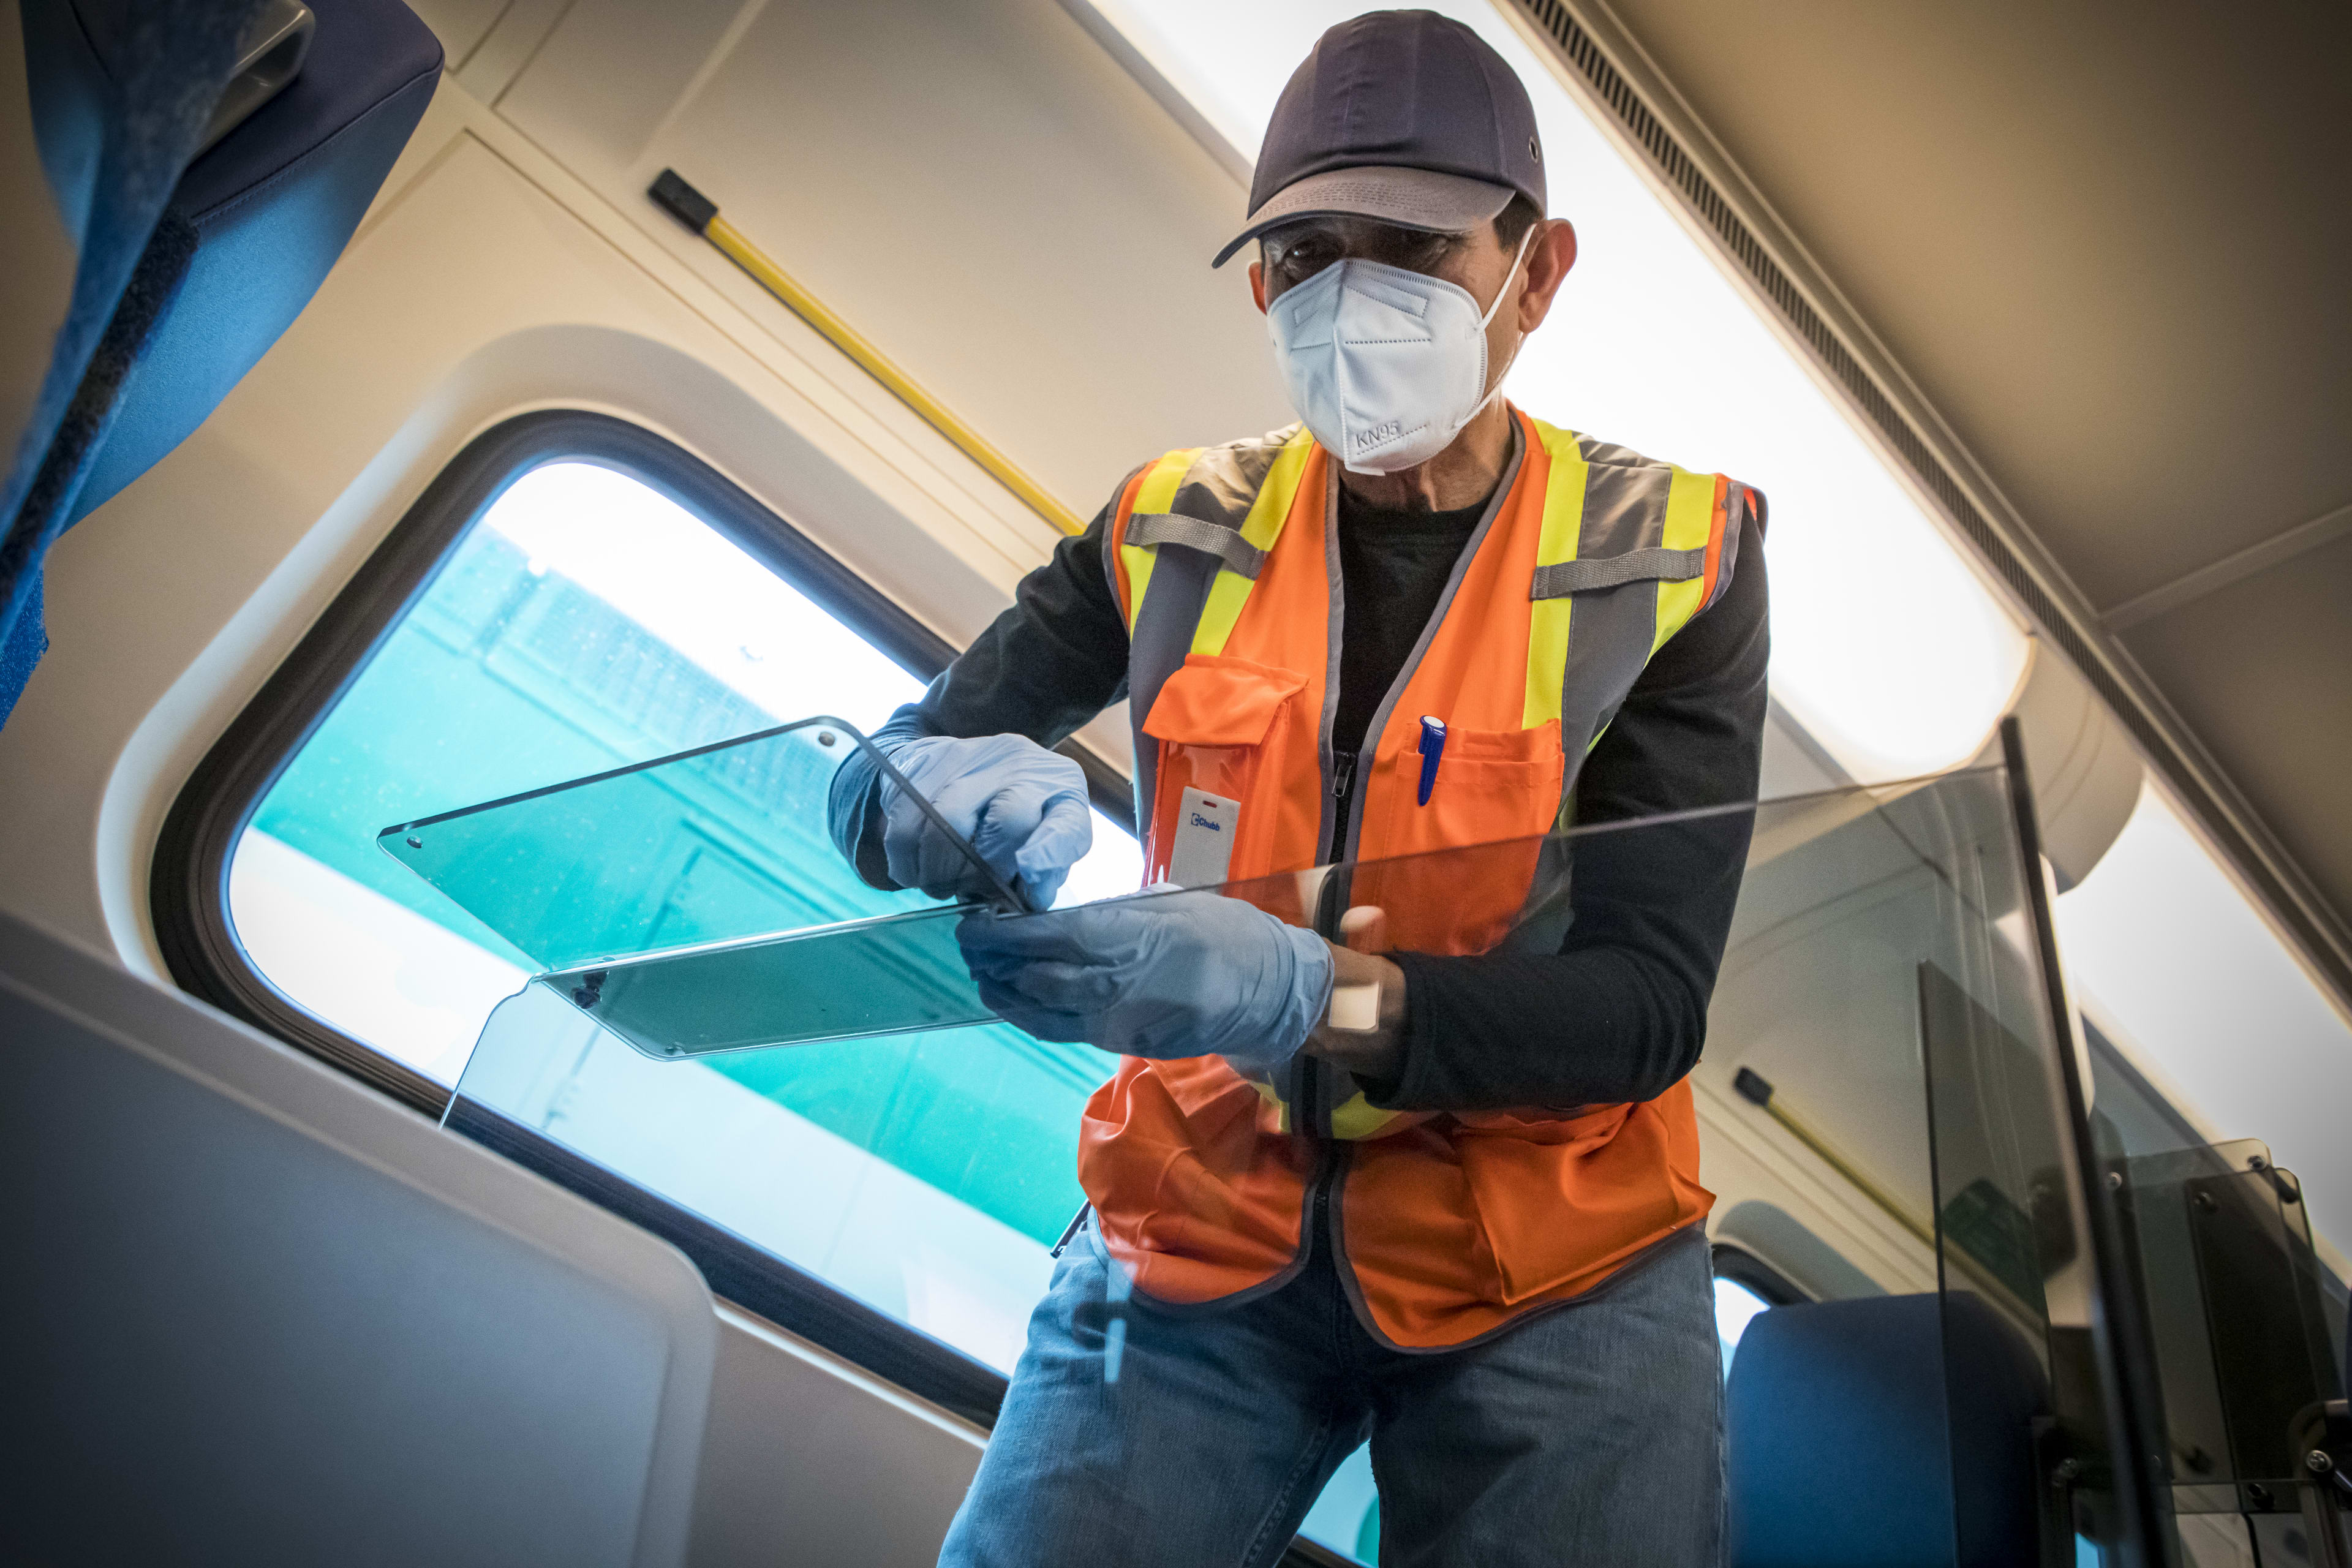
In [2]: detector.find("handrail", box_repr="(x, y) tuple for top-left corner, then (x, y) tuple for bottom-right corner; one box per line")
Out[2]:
(648, 170), (1086, 537)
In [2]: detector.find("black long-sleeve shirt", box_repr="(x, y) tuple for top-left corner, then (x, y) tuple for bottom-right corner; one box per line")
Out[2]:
(829, 462), (1769, 1114)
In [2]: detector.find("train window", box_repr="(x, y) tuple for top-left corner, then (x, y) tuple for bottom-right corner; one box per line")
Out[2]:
(164, 412), (1140, 1389)
(1713, 1276), (1774, 1380)
(1708, 1242), (1807, 1384)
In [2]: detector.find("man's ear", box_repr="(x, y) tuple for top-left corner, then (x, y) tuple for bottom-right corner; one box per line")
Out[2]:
(1516, 220), (1578, 334)
(1248, 258), (1268, 315)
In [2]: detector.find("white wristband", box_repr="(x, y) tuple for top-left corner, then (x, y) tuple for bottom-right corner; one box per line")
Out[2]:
(1326, 979), (1382, 1033)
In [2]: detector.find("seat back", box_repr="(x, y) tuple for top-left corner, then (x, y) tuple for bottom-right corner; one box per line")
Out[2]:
(2, 0), (437, 728)
(3, 0), (270, 722)
(1727, 1292), (2049, 1568)
(65, 0), (440, 524)
(0, 908), (714, 1566)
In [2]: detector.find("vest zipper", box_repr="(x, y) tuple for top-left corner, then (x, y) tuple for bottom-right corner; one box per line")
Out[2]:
(1325, 752), (1357, 867)
(1310, 1142), (1341, 1261)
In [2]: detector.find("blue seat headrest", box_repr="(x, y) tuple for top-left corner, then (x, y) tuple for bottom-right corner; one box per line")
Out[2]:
(1727, 1292), (2049, 1568)
(64, 0), (440, 526)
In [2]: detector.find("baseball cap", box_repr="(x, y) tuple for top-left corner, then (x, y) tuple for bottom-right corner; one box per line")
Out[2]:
(1210, 10), (1546, 268)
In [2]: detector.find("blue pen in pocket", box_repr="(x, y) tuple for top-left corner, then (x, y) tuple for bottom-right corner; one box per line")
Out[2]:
(1417, 716), (1447, 806)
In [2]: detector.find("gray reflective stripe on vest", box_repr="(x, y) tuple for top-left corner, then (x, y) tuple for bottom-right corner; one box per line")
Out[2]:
(1529, 546), (1707, 599)
(1552, 453), (1679, 767)
(1126, 512), (1267, 579)
(1119, 429), (1300, 831)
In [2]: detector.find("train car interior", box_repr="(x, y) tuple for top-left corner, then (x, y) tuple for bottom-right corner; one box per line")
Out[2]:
(4, 1), (2347, 1564)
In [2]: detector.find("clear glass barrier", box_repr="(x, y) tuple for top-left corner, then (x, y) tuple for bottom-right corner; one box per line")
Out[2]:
(483, 826), (1591, 1065)
(536, 905), (987, 1060)
(375, 717), (1014, 973)
(433, 761), (2176, 1566)
(445, 793), (1746, 1376)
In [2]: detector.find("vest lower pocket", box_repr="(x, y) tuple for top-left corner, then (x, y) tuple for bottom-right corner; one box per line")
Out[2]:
(1450, 1102), (1686, 1306)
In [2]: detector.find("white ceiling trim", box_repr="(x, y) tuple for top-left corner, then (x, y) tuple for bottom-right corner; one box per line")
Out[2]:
(2103, 494), (2352, 631)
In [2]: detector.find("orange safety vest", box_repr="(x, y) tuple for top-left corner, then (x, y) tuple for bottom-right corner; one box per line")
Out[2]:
(1082, 407), (1756, 1349)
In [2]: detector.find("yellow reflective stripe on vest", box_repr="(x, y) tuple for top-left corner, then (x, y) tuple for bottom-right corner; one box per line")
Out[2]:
(1118, 448), (1201, 633)
(1191, 428), (1315, 657)
(1651, 466), (1719, 655)
(1521, 419), (1591, 729)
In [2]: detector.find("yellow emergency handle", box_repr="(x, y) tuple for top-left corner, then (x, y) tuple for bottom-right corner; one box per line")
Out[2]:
(650, 170), (1085, 538)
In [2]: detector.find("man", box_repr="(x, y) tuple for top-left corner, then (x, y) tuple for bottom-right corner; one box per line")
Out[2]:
(829, 12), (1767, 1564)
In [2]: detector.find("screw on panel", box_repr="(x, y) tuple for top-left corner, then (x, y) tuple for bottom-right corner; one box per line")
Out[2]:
(405, 835), (422, 848)
(2309, 1449), (2335, 1475)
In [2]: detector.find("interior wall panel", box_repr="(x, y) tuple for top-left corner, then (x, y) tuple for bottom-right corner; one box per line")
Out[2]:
(399, 0), (509, 68)
(0, 100), (1091, 960)
(497, 0), (1291, 523)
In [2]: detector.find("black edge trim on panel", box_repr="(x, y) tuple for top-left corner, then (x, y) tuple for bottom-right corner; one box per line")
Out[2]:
(150, 409), (1131, 1428)
(1507, 0), (2351, 1008)
(447, 1098), (1007, 1427)
(2000, 717), (2175, 1568)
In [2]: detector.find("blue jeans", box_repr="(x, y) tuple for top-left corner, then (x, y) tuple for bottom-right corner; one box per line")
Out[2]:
(940, 1218), (1724, 1567)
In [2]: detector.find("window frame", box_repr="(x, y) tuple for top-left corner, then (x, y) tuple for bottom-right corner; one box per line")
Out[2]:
(1709, 1242), (1811, 1308)
(152, 409), (1131, 1428)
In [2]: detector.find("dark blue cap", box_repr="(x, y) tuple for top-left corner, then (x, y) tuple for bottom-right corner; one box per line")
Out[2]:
(1212, 10), (1545, 268)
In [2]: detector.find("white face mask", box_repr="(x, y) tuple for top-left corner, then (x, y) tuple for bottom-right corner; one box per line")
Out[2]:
(1265, 225), (1537, 475)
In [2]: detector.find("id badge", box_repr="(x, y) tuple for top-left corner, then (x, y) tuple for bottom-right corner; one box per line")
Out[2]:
(1166, 786), (1241, 888)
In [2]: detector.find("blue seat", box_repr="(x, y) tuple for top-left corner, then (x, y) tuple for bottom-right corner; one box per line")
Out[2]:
(1, 0), (439, 726)
(6, 0), (257, 718)
(1727, 1292), (2049, 1567)
(66, 0), (440, 525)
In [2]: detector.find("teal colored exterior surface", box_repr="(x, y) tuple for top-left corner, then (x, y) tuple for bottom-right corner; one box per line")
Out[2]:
(252, 525), (1100, 1243)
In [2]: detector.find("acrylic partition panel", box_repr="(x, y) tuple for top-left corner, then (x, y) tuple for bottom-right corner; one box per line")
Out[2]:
(438, 809), (1667, 1378)
(435, 762), (2169, 1565)
(376, 717), (1016, 974)
(1706, 763), (2177, 1568)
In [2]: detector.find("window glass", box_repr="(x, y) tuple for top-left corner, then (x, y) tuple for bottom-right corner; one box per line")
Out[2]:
(227, 459), (1140, 1368)
(2056, 780), (2352, 1251)
(1713, 1275), (1774, 1380)
(1300, 1444), (1381, 1563)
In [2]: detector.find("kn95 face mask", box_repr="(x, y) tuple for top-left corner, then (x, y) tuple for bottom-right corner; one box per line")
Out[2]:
(1265, 224), (1537, 475)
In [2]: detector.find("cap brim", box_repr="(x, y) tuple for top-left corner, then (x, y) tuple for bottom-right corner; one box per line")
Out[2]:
(1210, 166), (1517, 268)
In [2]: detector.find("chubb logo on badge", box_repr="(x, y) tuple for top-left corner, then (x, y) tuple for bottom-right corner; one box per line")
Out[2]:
(1169, 786), (1242, 888)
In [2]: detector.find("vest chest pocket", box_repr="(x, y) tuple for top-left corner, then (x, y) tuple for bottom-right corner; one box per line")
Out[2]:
(1140, 655), (1310, 888)
(1359, 720), (1564, 957)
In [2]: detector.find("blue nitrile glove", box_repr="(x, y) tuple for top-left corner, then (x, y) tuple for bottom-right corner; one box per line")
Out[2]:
(956, 891), (1334, 1074)
(879, 733), (1093, 911)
